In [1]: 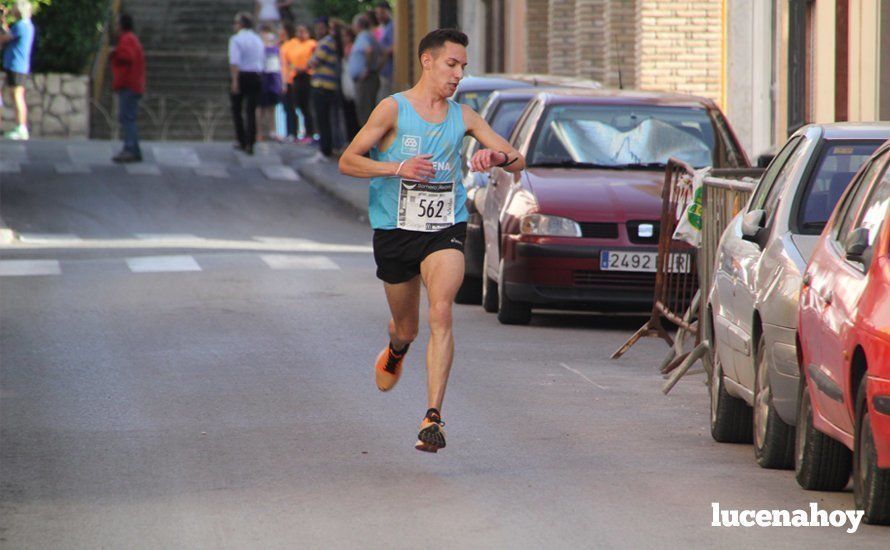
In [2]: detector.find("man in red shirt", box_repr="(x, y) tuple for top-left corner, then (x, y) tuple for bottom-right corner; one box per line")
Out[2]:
(109, 13), (145, 163)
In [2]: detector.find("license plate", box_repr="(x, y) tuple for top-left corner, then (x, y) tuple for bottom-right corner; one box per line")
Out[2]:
(600, 251), (691, 273)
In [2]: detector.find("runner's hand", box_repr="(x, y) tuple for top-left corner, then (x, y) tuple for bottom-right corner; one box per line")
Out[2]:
(470, 149), (506, 172)
(397, 154), (435, 182)
(231, 81), (239, 95)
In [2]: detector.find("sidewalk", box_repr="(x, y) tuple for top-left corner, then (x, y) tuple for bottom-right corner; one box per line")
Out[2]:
(296, 157), (369, 221)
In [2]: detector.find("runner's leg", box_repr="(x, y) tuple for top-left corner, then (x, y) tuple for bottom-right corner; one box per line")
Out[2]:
(382, 275), (421, 350)
(419, 249), (464, 411)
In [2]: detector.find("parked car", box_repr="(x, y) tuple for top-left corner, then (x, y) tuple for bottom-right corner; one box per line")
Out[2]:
(707, 125), (890, 471)
(456, 88), (553, 303)
(452, 73), (601, 112)
(481, 89), (749, 324)
(796, 139), (890, 524)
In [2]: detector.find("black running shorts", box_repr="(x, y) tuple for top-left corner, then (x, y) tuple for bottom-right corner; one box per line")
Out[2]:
(372, 222), (467, 284)
(5, 70), (27, 88)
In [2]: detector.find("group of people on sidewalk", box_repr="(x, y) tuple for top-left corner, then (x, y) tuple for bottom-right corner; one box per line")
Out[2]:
(228, 2), (394, 158)
(0, 1), (144, 162)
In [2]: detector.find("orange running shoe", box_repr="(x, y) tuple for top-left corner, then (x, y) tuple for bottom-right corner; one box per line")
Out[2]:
(374, 343), (409, 392)
(415, 408), (446, 453)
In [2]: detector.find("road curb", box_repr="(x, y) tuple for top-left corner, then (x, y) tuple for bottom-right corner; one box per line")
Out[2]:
(0, 213), (15, 244)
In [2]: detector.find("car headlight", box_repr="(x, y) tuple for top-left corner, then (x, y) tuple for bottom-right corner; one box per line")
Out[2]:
(520, 214), (582, 237)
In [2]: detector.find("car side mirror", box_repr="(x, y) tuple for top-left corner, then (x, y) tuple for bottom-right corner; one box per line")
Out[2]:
(845, 227), (870, 263)
(741, 209), (765, 243)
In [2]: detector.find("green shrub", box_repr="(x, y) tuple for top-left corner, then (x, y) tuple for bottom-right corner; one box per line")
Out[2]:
(1, 0), (110, 74)
(310, 0), (377, 21)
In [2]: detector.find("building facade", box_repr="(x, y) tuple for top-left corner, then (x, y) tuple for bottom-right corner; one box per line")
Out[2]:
(393, 0), (888, 156)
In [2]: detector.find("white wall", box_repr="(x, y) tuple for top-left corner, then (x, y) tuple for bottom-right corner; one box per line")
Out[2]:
(459, 0), (487, 75)
(726, 0), (775, 158)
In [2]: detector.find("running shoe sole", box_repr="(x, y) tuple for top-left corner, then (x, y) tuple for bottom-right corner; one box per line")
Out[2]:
(415, 423), (446, 453)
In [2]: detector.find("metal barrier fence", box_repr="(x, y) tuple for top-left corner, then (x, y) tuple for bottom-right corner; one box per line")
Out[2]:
(660, 168), (761, 393)
(611, 158), (699, 369)
(610, 159), (764, 394)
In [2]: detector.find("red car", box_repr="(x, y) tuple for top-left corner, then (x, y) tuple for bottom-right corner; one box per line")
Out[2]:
(480, 89), (748, 324)
(797, 139), (890, 524)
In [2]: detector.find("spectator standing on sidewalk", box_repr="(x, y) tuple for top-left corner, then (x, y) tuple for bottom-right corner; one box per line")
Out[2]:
(307, 16), (339, 159)
(339, 26), (359, 141)
(280, 22), (315, 142)
(109, 13), (145, 163)
(256, 23), (283, 142)
(347, 13), (380, 127)
(375, 1), (394, 102)
(229, 12), (264, 155)
(0, 0), (35, 141)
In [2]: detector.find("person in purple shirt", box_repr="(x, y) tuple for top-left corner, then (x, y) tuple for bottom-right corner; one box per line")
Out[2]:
(0, 0), (36, 140)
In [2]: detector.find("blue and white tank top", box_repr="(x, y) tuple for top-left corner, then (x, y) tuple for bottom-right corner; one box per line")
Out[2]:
(369, 93), (467, 231)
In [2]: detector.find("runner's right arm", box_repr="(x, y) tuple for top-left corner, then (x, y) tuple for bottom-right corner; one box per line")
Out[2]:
(339, 98), (436, 181)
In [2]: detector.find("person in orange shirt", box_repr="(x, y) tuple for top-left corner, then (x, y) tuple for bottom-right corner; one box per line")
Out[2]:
(280, 22), (316, 142)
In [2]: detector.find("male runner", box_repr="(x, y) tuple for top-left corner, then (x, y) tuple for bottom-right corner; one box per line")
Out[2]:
(339, 29), (525, 452)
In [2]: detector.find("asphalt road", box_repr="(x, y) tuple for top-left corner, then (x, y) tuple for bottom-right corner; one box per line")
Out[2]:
(0, 141), (886, 548)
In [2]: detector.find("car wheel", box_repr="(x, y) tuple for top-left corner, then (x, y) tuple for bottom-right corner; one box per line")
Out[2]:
(481, 250), (498, 313)
(854, 376), (890, 524)
(794, 372), (851, 490)
(753, 336), (795, 469)
(496, 258), (531, 325)
(454, 276), (482, 305)
(709, 342), (753, 444)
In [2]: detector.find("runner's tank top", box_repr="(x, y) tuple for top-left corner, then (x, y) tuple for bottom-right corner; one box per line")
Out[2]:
(369, 93), (467, 230)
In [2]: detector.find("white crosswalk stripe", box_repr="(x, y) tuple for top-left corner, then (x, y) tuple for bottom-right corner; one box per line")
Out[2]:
(55, 163), (92, 174)
(0, 260), (61, 276)
(260, 254), (341, 270)
(126, 255), (202, 273)
(125, 164), (162, 176)
(17, 233), (82, 243)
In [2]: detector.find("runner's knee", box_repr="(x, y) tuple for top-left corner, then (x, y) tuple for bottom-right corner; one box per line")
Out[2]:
(428, 300), (453, 333)
(391, 320), (418, 343)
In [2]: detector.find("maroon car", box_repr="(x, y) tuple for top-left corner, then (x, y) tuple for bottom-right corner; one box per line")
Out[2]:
(481, 89), (749, 324)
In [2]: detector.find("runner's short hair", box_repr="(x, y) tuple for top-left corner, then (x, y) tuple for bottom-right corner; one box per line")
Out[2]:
(417, 29), (468, 61)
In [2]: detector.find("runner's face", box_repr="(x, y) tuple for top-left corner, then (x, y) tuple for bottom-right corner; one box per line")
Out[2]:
(424, 42), (467, 97)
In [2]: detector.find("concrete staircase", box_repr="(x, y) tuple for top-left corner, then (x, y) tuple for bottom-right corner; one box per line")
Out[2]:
(91, 0), (311, 141)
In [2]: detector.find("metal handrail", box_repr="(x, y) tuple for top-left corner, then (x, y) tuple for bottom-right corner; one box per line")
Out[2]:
(90, 0), (121, 104)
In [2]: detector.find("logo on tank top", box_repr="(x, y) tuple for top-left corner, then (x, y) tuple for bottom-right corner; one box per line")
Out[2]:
(401, 135), (422, 156)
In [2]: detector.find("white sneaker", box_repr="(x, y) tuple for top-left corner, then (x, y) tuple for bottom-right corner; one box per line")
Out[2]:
(5, 125), (29, 140)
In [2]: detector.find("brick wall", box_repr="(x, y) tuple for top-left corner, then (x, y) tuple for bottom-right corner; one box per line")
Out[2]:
(611, 0), (640, 88)
(548, 0), (577, 75)
(526, 0), (550, 73)
(639, 0), (723, 103)
(575, 0), (610, 84)
(541, 0), (642, 88)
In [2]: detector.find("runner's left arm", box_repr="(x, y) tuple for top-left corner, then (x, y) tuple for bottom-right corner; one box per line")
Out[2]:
(462, 104), (526, 173)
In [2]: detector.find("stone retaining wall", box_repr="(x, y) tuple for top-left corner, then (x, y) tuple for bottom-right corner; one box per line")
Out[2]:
(1, 73), (89, 138)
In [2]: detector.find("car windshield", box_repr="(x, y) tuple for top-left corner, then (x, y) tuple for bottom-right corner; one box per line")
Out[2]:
(489, 100), (529, 139)
(455, 90), (494, 112)
(527, 104), (721, 168)
(796, 140), (884, 235)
